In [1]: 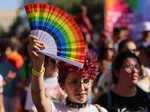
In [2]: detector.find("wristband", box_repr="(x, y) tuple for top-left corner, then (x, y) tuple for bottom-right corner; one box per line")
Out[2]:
(32, 67), (45, 77)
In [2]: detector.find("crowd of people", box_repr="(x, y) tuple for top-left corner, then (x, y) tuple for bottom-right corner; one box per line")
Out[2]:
(0, 4), (150, 112)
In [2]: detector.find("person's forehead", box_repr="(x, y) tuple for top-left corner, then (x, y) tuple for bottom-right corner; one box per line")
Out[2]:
(67, 72), (81, 78)
(66, 72), (88, 80)
(107, 43), (114, 48)
(120, 29), (129, 33)
(126, 42), (136, 49)
(123, 57), (138, 65)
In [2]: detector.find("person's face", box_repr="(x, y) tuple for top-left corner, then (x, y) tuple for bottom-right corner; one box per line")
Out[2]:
(105, 43), (114, 60)
(146, 32), (150, 40)
(126, 42), (137, 53)
(119, 30), (130, 40)
(105, 48), (114, 60)
(122, 42), (138, 55)
(118, 57), (140, 86)
(63, 72), (93, 103)
(81, 8), (87, 17)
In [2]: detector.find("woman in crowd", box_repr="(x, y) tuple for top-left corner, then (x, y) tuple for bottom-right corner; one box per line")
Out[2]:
(27, 35), (107, 112)
(113, 26), (130, 51)
(73, 5), (93, 43)
(92, 39), (150, 104)
(96, 51), (150, 111)
(92, 40), (115, 101)
(98, 40), (115, 74)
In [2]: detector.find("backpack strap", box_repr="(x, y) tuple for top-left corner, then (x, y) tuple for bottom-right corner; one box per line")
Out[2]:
(94, 104), (103, 112)
(106, 90), (112, 107)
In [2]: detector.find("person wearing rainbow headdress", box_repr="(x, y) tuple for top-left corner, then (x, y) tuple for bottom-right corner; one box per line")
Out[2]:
(27, 35), (107, 112)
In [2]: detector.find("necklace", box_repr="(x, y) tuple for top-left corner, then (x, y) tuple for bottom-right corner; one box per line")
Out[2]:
(66, 98), (87, 109)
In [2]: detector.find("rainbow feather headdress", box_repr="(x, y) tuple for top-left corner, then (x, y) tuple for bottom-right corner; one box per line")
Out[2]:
(24, 3), (85, 68)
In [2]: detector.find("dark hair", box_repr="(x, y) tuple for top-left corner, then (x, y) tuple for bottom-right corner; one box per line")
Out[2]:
(113, 26), (129, 37)
(113, 26), (130, 42)
(118, 39), (135, 52)
(58, 50), (99, 85)
(71, 4), (87, 15)
(112, 51), (142, 84)
(142, 31), (150, 42)
(144, 45), (150, 56)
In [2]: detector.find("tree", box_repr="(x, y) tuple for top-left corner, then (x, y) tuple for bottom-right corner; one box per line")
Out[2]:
(0, 26), (7, 37)
(5, 0), (105, 40)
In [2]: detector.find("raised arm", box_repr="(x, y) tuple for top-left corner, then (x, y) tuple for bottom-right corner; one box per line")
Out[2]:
(28, 35), (52, 112)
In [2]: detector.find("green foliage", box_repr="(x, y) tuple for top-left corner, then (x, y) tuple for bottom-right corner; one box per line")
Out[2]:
(0, 26), (7, 37)
(49, 0), (82, 11)
(2, 0), (104, 39)
(126, 0), (138, 11)
(82, 0), (105, 31)
(30, 0), (104, 31)
(48, 0), (105, 31)
(7, 16), (22, 37)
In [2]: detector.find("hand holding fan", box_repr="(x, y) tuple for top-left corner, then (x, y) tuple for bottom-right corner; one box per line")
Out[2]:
(24, 3), (85, 68)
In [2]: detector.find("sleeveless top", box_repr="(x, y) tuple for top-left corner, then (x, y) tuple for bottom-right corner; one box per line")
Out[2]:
(51, 102), (108, 112)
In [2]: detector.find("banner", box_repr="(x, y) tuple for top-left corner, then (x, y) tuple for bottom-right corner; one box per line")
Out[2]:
(105, 0), (150, 39)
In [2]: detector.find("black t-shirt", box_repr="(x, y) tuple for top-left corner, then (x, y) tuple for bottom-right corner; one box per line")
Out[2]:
(96, 87), (150, 112)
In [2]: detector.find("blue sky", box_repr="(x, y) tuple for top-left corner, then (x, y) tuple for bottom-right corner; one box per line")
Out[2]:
(0, 0), (20, 9)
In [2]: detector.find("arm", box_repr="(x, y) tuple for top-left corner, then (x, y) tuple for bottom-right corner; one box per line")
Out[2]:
(84, 17), (93, 31)
(0, 75), (4, 112)
(28, 35), (52, 112)
(0, 94), (5, 112)
(3, 70), (16, 86)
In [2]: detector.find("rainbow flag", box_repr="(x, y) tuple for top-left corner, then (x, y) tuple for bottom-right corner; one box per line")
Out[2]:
(105, 0), (150, 38)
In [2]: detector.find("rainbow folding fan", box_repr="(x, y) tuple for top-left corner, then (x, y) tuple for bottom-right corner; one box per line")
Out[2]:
(24, 3), (85, 68)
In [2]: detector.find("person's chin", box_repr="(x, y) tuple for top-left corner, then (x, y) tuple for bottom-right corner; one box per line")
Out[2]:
(131, 80), (138, 86)
(131, 77), (139, 84)
(78, 99), (87, 103)
(76, 97), (87, 103)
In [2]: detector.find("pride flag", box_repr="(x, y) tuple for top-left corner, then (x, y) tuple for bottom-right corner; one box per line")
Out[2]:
(105, 0), (150, 39)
